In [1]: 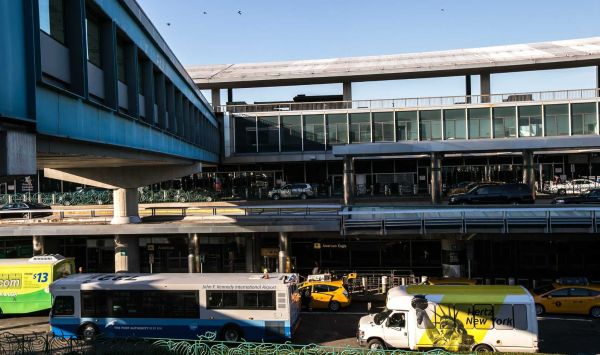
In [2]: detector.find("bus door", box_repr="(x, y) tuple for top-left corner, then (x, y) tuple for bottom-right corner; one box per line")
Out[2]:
(383, 311), (409, 348)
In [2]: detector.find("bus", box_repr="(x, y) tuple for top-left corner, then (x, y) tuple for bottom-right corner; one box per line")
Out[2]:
(50, 273), (300, 342)
(0, 255), (74, 315)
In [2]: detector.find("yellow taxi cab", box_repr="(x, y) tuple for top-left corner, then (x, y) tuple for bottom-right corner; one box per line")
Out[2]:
(298, 280), (351, 311)
(423, 277), (478, 285)
(532, 283), (600, 318)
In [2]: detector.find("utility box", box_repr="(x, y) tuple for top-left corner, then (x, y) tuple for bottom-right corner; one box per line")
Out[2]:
(0, 130), (36, 176)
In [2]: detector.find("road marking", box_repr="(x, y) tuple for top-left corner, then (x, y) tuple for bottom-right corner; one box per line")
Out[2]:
(537, 316), (593, 322)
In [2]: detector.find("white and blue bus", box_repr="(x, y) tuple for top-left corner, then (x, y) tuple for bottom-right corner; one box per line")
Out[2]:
(49, 273), (300, 342)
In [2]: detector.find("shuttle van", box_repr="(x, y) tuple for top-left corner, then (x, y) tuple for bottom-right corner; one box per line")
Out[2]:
(357, 285), (538, 352)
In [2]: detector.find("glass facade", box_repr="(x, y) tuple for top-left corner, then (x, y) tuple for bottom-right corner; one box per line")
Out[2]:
(544, 104), (569, 136)
(85, 16), (102, 67)
(257, 116), (279, 152)
(420, 110), (442, 140)
(373, 112), (394, 142)
(39, 0), (65, 44)
(518, 105), (542, 137)
(327, 114), (348, 146)
(468, 108), (491, 139)
(493, 107), (516, 138)
(281, 115), (302, 151)
(444, 109), (466, 140)
(235, 116), (256, 153)
(349, 113), (371, 143)
(572, 103), (597, 135)
(304, 114), (325, 150)
(396, 111), (418, 141)
(116, 38), (126, 83)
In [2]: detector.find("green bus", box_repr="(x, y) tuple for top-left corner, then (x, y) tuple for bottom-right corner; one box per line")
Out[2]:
(0, 255), (75, 314)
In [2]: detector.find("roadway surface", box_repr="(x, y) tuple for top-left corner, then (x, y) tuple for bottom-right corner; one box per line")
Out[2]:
(2, 304), (599, 354)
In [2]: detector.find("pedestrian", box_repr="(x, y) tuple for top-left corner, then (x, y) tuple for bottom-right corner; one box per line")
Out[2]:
(301, 287), (312, 311)
(78, 266), (83, 274)
(311, 261), (320, 275)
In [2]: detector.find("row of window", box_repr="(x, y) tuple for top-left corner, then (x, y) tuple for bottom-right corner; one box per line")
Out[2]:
(207, 291), (277, 310)
(38, 0), (218, 153)
(233, 103), (597, 153)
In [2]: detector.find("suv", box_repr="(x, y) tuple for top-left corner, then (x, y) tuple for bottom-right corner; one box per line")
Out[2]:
(448, 183), (534, 205)
(268, 183), (314, 200)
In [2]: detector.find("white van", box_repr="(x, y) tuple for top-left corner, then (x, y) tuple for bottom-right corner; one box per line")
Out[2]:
(357, 285), (538, 352)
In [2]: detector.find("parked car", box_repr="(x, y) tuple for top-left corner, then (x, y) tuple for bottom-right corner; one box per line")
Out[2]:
(268, 183), (314, 200)
(533, 283), (600, 318)
(448, 183), (534, 205)
(298, 280), (351, 311)
(548, 178), (600, 195)
(552, 189), (600, 204)
(0, 202), (53, 219)
(447, 181), (503, 196)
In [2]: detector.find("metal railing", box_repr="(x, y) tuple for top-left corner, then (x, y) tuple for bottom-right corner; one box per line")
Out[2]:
(341, 205), (600, 234)
(219, 88), (600, 114)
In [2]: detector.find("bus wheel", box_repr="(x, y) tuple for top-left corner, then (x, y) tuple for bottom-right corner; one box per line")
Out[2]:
(473, 344), (493, 352)
(221, 325), (242, 342)
(79, 323), (98, 342)
(367, 339), (386, 350)
(535, 304), (545, 316)
(328, 301), (341, 312)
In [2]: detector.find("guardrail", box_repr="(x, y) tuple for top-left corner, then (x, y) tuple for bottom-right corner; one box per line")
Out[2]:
(341, 206), (600, 234)
(219, 88), (600, 113)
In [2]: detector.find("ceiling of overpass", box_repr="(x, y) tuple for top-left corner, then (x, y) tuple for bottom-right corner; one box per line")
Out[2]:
(188, 37), (600, 89)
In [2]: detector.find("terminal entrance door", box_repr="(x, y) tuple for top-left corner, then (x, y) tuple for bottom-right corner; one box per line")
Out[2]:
(330, 175), (343, 195)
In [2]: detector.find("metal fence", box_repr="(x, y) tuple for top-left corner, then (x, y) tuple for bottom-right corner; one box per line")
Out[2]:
(0, 331), (465, 355)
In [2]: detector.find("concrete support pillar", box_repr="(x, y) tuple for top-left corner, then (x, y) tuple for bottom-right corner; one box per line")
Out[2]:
(441, 239), (465, 278)
(114, 235), (140, 273)
(480, 72), (491, 103)
(227, 88), (233, 104)
(112, 188), (141, 224)
(484, 165), (491, 181)
(343, 155), (355, 205)
(32, 236), (44, 256)
(522, 150), (536, 198)
(343, 82), (352, 101)
(278, 232), (290, 273)
(596, 65), (600, 93)
(245, 235), (255, 273)
(465, 75), (472, 103)
(430, 153), (443, 205)
(211, 88), (221, 110)
(187, 233), (200, 273)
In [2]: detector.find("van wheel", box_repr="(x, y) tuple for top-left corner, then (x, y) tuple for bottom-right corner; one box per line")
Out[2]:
(221, 325), (242, 342)
(558, 189), (566, 195)
(272, 194), (280, 200)
(79, 323), (98, 342)
(299, 193), (307, 200)
(590, 306), (600, 319)
(367, 338), (386, 350)
(473, 344), (493, 352)
(328, 301), (341, 312)
(535, 304), (545, 316)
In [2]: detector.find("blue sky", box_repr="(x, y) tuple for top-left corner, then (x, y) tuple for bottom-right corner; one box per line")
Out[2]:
(138, 0), (600, 104)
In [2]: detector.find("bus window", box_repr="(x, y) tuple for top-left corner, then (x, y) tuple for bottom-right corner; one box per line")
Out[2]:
(513, 304), (528, 330)
(53, 261), (74, 280)
(208, 291), (238, 309)
(52, 296), (74, 316)
(258, 291), (275, 310)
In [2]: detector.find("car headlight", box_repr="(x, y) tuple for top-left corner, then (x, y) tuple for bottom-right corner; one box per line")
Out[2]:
(554, 199), (565, 204)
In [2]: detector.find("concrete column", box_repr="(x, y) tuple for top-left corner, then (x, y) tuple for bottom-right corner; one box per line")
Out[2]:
(597, 65), (600, 93)
(465, 75), (472, 103)
(480, 72), (491, 103)
(430, 153), (443, 205)
(211, 88), (221, 110)
(194, 233), (200, 273)
(187, 233), (200, 273)
(343, 82), (352, 101)
(245, 235), (255, 272)
(522, 150), (536, 198)
(278, 232), (290, 273)
(112, 188), (141, 224)
(114, 235), (140, 273)
(227, 88), (233, 104)
(32, 236), (44, 256)
(343, 155), (355, 205)
(441, 239), (465, 278)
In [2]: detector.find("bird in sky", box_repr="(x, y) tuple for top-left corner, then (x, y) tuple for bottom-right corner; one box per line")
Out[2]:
(166, 22), (171, 26)
(237, 10), (242, 15)
(203, 11), (207, 15)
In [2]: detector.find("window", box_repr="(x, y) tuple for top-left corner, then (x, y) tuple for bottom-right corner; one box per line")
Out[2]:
(82, 290), (199, 318)
(207, 291), (238, 309)
(373, 112), (394, 142)
(444, 109), (466, 140)
(349, 113), (371, 143)
(303, 114), (325, 150)
(281, 115), (302, 151)
(208, 291), (276, 310)
(569, 288), (590, 297)
(419, 110), (442, 140)
(241, 291), (276, 310)
(572, 103), (597, 135)
(257, 116), (279, 152)
(39, 0), (66, 44)
(544, 104), (569, 136)
(327, 114), (348, 145)
(313, 284), (331, 293)
(137, 53), (147, 96)
(235, 116), (257, 153)
(549, 289), (569, 297)
(513, 304), (528, 331)
(116, 38), (127, 83)
(85, 15), (101, 67)
(468, 108), (490, 139)
(52, 296), (74, 316)
(396, 111), (418, 141)
(518, 106), (542, 137)
(387, 313), (405, 328)
(493, 107), (516, 138)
